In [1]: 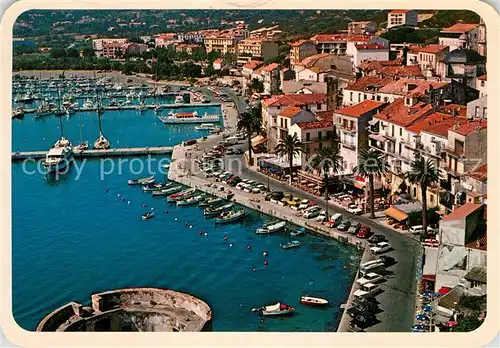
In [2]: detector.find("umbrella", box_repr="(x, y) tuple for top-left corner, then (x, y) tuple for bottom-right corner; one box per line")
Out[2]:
(447, 321), (458, 327)
(423, 291), (432, 297)
(416, 314), (429, 321)
(412, 324), (425, 330)
(423, 305), (432, 313)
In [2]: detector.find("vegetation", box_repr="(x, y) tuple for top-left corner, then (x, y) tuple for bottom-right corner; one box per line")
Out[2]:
(406, 158), (440, 239)
(459, 295), (486, 311)
(354, 150), (387, 219)
(236, 105), (262, 166)
(420, 10), (481, 28)
(248, 78), (264, 93)
(274, 134), (304, 184)
(380, 27), (440, 45)
(453, 316), (484, 332)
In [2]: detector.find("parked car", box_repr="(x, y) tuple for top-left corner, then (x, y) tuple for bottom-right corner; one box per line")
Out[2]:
(337, 220), (352, 231)
(370, 242), (391, 254)
(356, 272), (383, 286)
(352, 298), (379, 312)
(409, 225), (437, 235)
(265, 191), (284, 201)
(233, 148), (244, 155)
(360, 264), (386, 278)
(346, 204), (363, 215)
(350, 312), (377, 328)
(303, 206), (322, 219)
(327, 213), (343, 228)
(368, 234), (386, 245)
(226, 148), (234, 155)
(298, 199), (309, 210)
(378, 255), (396, 267)
(316, 211), (327, 222)
(357, 227), (373, 239)
(353, 283), (380, 299)
(348, 222), (362, 235)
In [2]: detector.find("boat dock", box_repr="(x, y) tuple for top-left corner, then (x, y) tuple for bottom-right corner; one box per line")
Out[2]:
(11, 146), (174, 161)
(20, 102), (222, 114)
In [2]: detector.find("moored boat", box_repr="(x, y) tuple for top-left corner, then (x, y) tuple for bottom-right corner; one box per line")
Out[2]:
(280, 240), (301, 249)
(199, 197), (224, 208)
(300, 296), (329, 306)
(152, 185), (182, 196)
(142, 182), (173, 192)
(290, 227), (307, 237)
(177, 194), (205, 206)
(128, 175), (155, 185)
(158, 111), (220, 124)
(204, 203), (234, 218)
(195, 123), (217, 131)
(256, 220), (286, 234)
(214, 209), (245, 224)
(251, 302), (295, 316)
(142, 212), (154, 220)
(167, 188), (197, 203)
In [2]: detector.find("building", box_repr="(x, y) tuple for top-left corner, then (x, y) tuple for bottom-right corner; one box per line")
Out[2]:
(177, 31), (206, 43)
(204, 34), (242, 55)
(342, 75), (393, 106)
(387, 10), (418, 29)
(352, 44), (390, 67)
(248, 25), (283, 40)
(459, 164), (487, 205)
(348, 21), (378, 35)
(275, 106), (318, 141)
(334, 100), (386, 174)
(282, 81), (327, 95)
(175, 43), (203, 54)
(289, 119), (335, 168)
(101, 42), (129, 59)
(416, 44), (449, 78)
(242, 60), (265, 93)
(279, 68), (296, 91)
(466, 96), (487, 120)
(293, 53), (354, 81)
(443, 48), (486, 89)
(212, 58), (225, 71)
(237, 39), (279, 61)
(126, 43), (148, 55)
(439, 23), (480, 52)
(475, 74), (487, 97)
(290, 40), (317, 66)
(92, 38), (128, 51)
(154, 33), (178, 48)
(260, 63), (280, 95)
(477, 18), (487, 57)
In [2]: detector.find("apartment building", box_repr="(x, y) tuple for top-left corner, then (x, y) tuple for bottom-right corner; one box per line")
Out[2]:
(154, 33), (178, 48)
(204, 34), (243, 54)
(466, 96), (487, 120)
(175, 43), (203, 54)
(416, 44), (449, 77)
(101, 42), (130, 59)
(289, 40), (317, 66)
(276, 107), (317, 141)
(237, 39), (279, 61)
(342, 75), (393, 106)
(261, 63), (280, 95)
(439, 23), (480, 52)
(387, 10), (418, 29)
(352, 44), (390, 67)
(476, 74), (487, 97)
(92, 38), (128, 51)
(289, 119), (335, 168)
(248, 25), (283, 40)
(348, 21), (378, 35)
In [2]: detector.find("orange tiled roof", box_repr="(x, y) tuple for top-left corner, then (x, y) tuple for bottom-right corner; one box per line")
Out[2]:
(374, 98), (434, 127)
(419, 44), (449, 54)
(264, 93), (326, 107)
(442, 104), (467, 117)
(296, 119), (333, 130)
(291, 39), (311, 47)
(467, 163), (487, 182)
(420, 117), (468, 137)
(336, 100), (385, 118)
(465, 234), (487, 251)
(406, 112), (455, 134)
(261, 63), (280, 72)
(450, 120), (487, 136)
(242, 60), (263, 70)
(379, 79), (449, 96)
(478, 74), (487, 81)
(441, 23), (479, 33)
(389, 10), (412, 14)
(315, 110), (334, 121)
(380, 65), (423, 78)
(279, 106), (302, 118)
(442, 203), (483, 221)
(213, 58), (224, 64)
(300, 53), (332, 67)
(345, 75), (393, 92)
(355, 44), (387, 50)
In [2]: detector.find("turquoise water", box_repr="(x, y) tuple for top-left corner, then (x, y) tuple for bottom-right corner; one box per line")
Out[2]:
(12, 108), (361, 332)
(12, 106), (222, 152)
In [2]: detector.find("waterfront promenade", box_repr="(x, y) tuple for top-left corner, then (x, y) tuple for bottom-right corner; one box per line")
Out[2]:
(11, 146), (174, 160)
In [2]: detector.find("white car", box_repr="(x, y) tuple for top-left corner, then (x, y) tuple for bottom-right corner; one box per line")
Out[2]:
(316, 211), (327, 222)
(303, 206), (322, 219)
(236, 182), (247, 190)
(346, 205), (363, 215)
(409, 225), (437, 235)
(353, 283), (379, 298)
(370, 242), (391, 254)
(212, 170), (222, 177)
(251, 187), (261, 194)
(298, 199), (309, 210)
(356, 272), (383, 286)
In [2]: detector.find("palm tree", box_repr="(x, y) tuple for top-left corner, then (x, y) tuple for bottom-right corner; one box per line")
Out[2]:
(406, 157), (440, 238)
(274, 134), (303, 184)
(353, 149), (387, 219)
(309, 146), (343, 220)
(236, 107), (262, 166)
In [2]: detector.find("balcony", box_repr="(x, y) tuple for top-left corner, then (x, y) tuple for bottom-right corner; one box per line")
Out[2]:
(339, 124), (357, 134)
(445, 146), (464, 158)
(341, 141), (356, 151)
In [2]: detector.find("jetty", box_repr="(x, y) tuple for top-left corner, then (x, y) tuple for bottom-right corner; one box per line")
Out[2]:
(11, 146), (174, 161)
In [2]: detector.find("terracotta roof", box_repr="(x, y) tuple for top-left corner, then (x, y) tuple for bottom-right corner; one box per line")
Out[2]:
(406, 112), (455, 134)
(310, 34), (346, 42)
(336, 100), (385, 118)
(213, 58), (224, 64)
(261, 63), (280, 72)
(389, 10), (412, 14)
(242, 60), (263, 70)
(347, 35), (375, 43)
(477, 74), (487, 81)
(355, 44), (387, 50)
(296, 119), (333, 130)
(379, 79), (449, 96)
(450, 120), (487, 136)
(442, 104), (467, 117)
(442, 203), (483, 221)
(300, 53), (332, 67)
(441, 23), (479, 33)
(374, 98), (434, 127)
(279, 106), (302, 118)
(315, 110), (334, 121)
(291, 39), (312, 47)
(379, 65), (423, 78)
(467, 163), (487, 182)
(264, 93), (326, 107)
(345, 75), (393, 92)
(419, 44), (449, 54)
(421, 117), (468, 137)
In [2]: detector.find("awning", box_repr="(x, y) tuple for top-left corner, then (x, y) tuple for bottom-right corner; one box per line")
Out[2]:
(251, 135), (266, 147)
(369, 133), (388, 143)
(368, 119), (379, 126)
(422, 247), (438, 279)
(384, 207), (408, 221)
(354, 181), (365, 189)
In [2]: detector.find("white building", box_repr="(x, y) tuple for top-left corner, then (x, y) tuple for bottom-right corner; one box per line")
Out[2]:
(439, 23), (480, 52)
(351, 44), (390, 67)
(289, 120), (334, 168)
(467, 96), (487, 120)
(92, 38), (128, 51)
(387, 10), (418, 29)
(476, 74), (487, 97)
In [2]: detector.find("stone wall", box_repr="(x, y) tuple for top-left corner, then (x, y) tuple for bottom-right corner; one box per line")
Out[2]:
(36, 302), (79, 331)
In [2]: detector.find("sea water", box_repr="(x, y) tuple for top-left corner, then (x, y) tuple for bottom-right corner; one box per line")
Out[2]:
(12, 109), (361, 332)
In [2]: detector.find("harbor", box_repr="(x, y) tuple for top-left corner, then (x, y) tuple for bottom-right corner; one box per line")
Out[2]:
(11, 146), (174, 160)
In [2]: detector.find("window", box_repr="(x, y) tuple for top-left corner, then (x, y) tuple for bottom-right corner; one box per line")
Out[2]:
(391, 125), (394, 137)
(399, 143), (402, 154)
(481, 81), (485, 87)
(364, 94), (367, 100)
(430, 195), (434, 204)
(280, 118), (283, 127)
(475, 106), (480, 117)
(413, 187), (417, 196)
(318, 131), (322, 141)
(294, 132), (297, 137)
(306, 133), (310, 141)
(317, 103), (322, 110)
(284, 119), (288, 128)
(400, 128), (403, 136)
(350, 92), (353, 101)
(384, 97), (388, 103)
(483, 107), (487, 118)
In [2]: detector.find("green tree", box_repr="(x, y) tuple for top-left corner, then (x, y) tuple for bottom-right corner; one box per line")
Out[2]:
(50, 47), (67, 59)
(309, 145), (343, 220)
(66, 48), (80, 58)
(82, 47), (95, 58)
(236, 107), (262, 166)
(453, 316), (483, 332)
(249, 78), (264, 93)
(406, 157), (440, 239)
(354, 149), (387, 219)
(274, 134), (304, 184)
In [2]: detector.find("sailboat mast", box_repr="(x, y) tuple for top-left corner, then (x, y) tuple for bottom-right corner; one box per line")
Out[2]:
(79, 111), (84, 144)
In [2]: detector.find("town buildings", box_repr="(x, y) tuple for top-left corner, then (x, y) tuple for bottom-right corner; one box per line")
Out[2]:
(237, 39), (279, 61)
(92, 37), (128, 51)
(387, 10), (418, 29)
(290, 40), (317, 66)
(289, 119), (334, 168)
(439, 23), (480, 52)
(348, 21), (378, 35)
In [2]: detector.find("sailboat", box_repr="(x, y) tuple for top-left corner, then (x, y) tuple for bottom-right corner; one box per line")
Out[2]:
(93, 83), (110, 150)
(43, 107), (74, 174)
(54, 86), (66, 117)
(73, 110), (88, 153)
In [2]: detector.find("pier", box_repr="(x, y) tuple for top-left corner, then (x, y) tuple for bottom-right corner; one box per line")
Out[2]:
(11, 146), (174, 161)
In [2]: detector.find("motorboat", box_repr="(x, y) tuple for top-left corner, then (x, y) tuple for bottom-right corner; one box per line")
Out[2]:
(167, 188), (197, 203)
(280, 240), (301, 249)
(290, 227), (307, 237)
(82, 99), (94, 108)
(204, 203), (234, 218)
(255, 220), (287, 234)
(251, 302), (295, 316)
(152, 185), (182, 196)
(93, 132), (110, 150)
(142, 182), (173, 192)
(158, 111), (220, 124)
(177, 194), (205, 206)
(215, 209), (245, 224)
(142, 212), (154, 220)
(73, 142), (89, 153)
(54, 136), (72, 148)
(12, 108), (24, 119)
(195, 123), (217, 131)
(199, 197), (224, 208)
(42, 146), (74, 173)
(300, 296), (329, 306)
(174, 95), (184, 104)
(128, 175), (155, 185)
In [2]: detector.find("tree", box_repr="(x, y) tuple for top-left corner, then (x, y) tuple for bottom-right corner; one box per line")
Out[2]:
(274, 134), (304, 184)
(236, 107), (262, 166)
(453, 316), (483, 332)
(66, 48), (80, 58)
(50, 47), (67, 59)
(249, 78), (264, 93)
(129, 37), (144, 43)
(82, 47), (95, 58)
(354, 150), (387, 219)
(309, 145), (343, 220)
(406, 157), (440, 239)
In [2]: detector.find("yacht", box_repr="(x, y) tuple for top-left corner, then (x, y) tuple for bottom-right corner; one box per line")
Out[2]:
(83, 99), (94, 109)
(35, 101), (54, 119)
(174, 95), (184, 104)
(42, 146), (74, 173)
(158, 111), (220, 124)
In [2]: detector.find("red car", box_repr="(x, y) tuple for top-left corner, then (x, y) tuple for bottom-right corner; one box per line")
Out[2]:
(357, 226), (372, 239)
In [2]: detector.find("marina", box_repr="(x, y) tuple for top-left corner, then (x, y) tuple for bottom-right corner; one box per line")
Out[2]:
(11, 146), (174, 160)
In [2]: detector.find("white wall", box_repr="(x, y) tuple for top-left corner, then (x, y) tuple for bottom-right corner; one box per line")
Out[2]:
(354, 49), (390, 67)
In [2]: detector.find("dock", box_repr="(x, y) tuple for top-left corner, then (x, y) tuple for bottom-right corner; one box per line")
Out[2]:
(11, 146), (174, 161)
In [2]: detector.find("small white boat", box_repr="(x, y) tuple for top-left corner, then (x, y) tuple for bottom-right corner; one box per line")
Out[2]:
(93, 133), (110, 150)
(142, 212), (154, 220)
(152, 185), (182, 196)
(167, 188), (197, 202)
(73, 141), (89, 153)
(174, 95), (184, 104)
(280, 240), (301, 249)
(195, 123), (217, 131)
(128, 175), (155, 185)
(142, 182), (173, 192)
(290, 227), (306, 237)
(83, 99), (94, 108)
(251, 302), (295, 316)
(158, 111), (220, 124)
(256, 220), (287, 234)
(215, 209), (245, 224)
(177, 194), (205, 206)
(300, 296), (329, 306)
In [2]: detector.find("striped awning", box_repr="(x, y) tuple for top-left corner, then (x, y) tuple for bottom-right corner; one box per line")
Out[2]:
(251, 135), (266, 147)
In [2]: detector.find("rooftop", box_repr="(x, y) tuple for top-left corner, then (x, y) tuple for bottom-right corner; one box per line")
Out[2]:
(442, 203), (483, 221)
(389, 9), (413, 14)
(379, 65), (423, 78)
(278, 106), (302, 118)
(336, 100), (385, 118)
(420, 117), (468, 137)
(374, 98), (434, 127)
(466, 163), (487, 182)
(477, 74), (487, 81)
(465, 234), (487, 251)
(464, 266), (487, 283)
(378, 79), (449, 96)
(291, 39), (312, 47)
(442, 104), (467, 117)
(449, 120), (487, 136)
(261, 63), (280, 72)
(441, 23), (479, 33)
(264, 93), (326, 107)
(406, 112), (455, 134)
(299, 53), (332, 66)
(355, 44), (387, 50)
(418, 44), (449, 54)
(443, 48), (485, 64)
(242, 60), (264, 70)
(295, 119), (334, 130)
(213, 58), (224, 64)
(344, 75), (393, 92)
